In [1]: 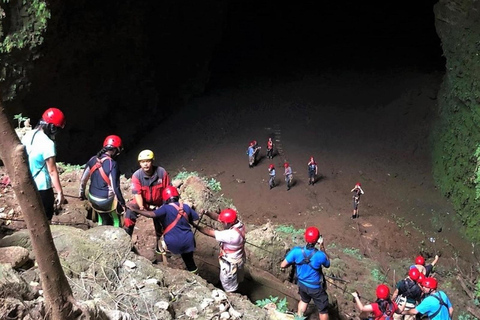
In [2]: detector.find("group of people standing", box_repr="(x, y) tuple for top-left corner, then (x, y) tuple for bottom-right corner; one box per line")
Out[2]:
(23, 108), (247, 294)
(352, 255), (452, 320)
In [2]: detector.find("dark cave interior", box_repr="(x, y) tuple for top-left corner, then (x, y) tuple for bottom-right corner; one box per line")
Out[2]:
(9, 0), (445, 164)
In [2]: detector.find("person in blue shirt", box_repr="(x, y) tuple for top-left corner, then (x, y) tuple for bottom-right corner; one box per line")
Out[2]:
(268, 164), (276, 189)
(128, 186), (199, 273)
(403, 277), (453, 320)
(280, 226), (331, 320)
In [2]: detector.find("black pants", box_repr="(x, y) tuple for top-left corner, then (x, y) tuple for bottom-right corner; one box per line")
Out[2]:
(181, 251), (197, 272)
(39, 188), (55, 220)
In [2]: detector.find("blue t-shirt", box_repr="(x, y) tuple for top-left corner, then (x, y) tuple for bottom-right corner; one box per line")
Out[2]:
(247, 146), (254, 157)
(22, 129), (56, 191)
(153, 202), (199, 255)
(416, 291), (452, 320)
(285, 246), (330, 289)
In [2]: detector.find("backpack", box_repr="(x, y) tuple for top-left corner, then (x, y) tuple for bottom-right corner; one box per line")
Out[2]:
(294, 247), (326, 288)
(373, 301), (395, 320)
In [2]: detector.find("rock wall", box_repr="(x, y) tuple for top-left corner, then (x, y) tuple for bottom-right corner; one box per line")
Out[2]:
(433, 0), (480, 242)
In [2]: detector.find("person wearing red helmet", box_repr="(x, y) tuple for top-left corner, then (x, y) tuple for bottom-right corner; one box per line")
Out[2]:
(411, 254), (439, 277)
(307, 156), (318, 185)
(123, 149), (171, 238)
(266, 137), (274, 159)
(403, 277), (453, 320)
(247, 140), (261, 168)
(268, 164), (276, 189)
(128, 186), (199, 272)
(22, 108), (66, 222)
(195, 208), (246, 293)
(79, 135), (126, 227)
(284, 162), (293, 190)
(351, 284), (404, 319)
(280, 227), (330, 320)
(350, 182), (364, 219)
(391, 267), (423, 320)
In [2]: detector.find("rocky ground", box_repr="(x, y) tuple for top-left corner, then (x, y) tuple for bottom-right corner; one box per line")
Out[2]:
(0, 69), (479, 319)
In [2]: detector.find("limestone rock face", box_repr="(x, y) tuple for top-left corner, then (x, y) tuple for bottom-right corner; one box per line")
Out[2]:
(0, 246), (30, 269)
(433, 0), (480, 242)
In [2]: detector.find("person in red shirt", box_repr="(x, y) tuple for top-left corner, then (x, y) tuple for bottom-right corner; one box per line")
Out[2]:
(352, 284), (404, 319)
(266, 137), (274, 159)
(124, 150), (170, 240)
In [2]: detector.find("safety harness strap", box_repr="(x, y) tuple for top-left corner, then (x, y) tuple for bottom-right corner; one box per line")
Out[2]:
(163, 202), (187, 235)
(429, 293), (449, 319)
(88, 156), (112, 186)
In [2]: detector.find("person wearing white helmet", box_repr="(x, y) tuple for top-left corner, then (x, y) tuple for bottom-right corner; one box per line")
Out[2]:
(124, 149), (170, 240)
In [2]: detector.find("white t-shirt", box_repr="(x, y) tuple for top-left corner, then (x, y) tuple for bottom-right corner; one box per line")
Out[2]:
(214, 222), (245, 262)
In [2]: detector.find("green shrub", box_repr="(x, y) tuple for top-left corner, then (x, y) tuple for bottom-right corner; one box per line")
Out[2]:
(255, 295), (288, 313)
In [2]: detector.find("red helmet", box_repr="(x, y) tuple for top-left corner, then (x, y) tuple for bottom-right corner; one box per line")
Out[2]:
(284, 162), (289, 168)
(304, 226), (320, 244)
(376, 284), (390, 300)
(162, 186), (179, 202)
(103, 135), (123, 149)
(269, 164), (275, 169)
(417, 273), (425, 285)
(42, 108), (66, 128)
(409, 267), (420, 281)
(355, 182), (361, 187)
(422, 277), (437, 290)
(415, 255), (425, 266)
(310, 156), (314, 161)
(218, 208), (237, 224)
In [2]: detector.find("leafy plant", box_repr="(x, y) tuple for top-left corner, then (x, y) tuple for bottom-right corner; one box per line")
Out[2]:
(255, 295), (288, 313)
(371, 268), (385, 283)
(57, 162), (84, 173)
(173, 171), (222, 192)
(13, 113), (28, 128)
(343, 247), (363, 260)
(206, 177), (221, 192)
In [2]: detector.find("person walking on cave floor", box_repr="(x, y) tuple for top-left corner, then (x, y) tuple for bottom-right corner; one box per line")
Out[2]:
(22, 107), (67, 223)
(351, 182), (364, 219)
(266, 137), (274, 159)
(268, 164), (276, 189)
(127, 186), (199, 272)
(284, 162), (293, 190)
(79, 135), (126, 227)
(123, 149), (171, 243)
(307, 156), (318, 185)
(280, 227), (330, 320)
(195, 208), (246, 294)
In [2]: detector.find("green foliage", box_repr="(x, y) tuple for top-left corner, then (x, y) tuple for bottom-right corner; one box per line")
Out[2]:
(57, 162), (84, 173)
(276, 225), (305, 243)
(475, 278), (480, 298)
(343, 247), (363, 260)
(255, 295), (288, 313)
(173, 171), (222, 192)
(0, 0), (51, 100)
(13, 113), (27, 128)
(370, 268), (385, 283)
(458, 312), (478, 320)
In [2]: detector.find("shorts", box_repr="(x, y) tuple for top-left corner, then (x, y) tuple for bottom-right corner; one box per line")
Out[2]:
(219, 258), (244, 292)
(352, 197), (360, 209)
(298, 282), (329, 314)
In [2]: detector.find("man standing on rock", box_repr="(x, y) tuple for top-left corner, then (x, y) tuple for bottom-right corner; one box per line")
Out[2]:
(195, 208), (246, 293)
(280, 226), (330, 320)
(123, 149), (170, 239)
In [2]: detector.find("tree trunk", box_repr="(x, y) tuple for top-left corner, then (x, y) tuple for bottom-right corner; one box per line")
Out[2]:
(0, 104), (80, 319)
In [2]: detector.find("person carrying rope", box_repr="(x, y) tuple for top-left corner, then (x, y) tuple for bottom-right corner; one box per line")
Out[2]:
(195, 208), (246, 294)
(123, 149), (170, 238)
(280, 226), (330, 320)
(79, 135), (126, 227)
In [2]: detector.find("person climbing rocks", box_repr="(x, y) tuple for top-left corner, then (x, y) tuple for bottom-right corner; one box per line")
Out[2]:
(268, 164), (276, 189)
(308, 156), (318, 185)
(266, 137), (274, 159)
(352, 284), (404, 319)
(284, 162), (293, 190)
(22, 107), (66, 223)
(351, 182), (364, 219)
(123, 149), (170, 238)
(411, 255), (439, 277)
(195, 208), (246, 293)
(79, 135), (126, 227)
(402, 277), (453, 320)
(391, 267), (423, 320)
(280, 226), (330, 320)
(127, 186), (199, 272)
